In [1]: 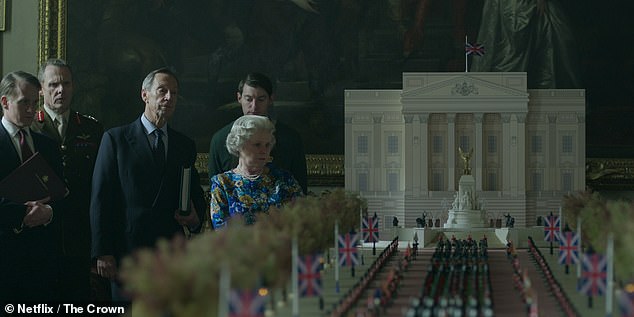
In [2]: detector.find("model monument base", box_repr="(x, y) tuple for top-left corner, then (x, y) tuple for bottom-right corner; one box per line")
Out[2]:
(443, 173), (488, 229)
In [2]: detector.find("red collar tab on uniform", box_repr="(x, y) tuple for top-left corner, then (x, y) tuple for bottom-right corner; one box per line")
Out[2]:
(36, 110), (45, 123)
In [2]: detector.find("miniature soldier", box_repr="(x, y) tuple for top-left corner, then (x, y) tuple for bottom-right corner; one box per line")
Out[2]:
(505, 213), (513, 228)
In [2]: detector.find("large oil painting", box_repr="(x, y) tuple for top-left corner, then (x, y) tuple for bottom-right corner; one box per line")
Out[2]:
(41, 0), (634, 161)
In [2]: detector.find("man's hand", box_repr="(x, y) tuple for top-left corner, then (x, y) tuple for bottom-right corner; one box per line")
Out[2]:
(96, 255), (117, 280)
(23, 196), (53, 227)
(174, 200), (200, 229)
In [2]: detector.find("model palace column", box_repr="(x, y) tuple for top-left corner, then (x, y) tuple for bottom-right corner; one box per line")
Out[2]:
(474, 113), (484, 192)
(447, 113), (456, 191)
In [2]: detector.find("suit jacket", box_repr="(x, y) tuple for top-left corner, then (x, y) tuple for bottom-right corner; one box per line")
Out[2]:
(90, 118), (206, 260)
(0, 125), (64, 300)
(208, 120), (308, 193)
(32, 109), (103, 256)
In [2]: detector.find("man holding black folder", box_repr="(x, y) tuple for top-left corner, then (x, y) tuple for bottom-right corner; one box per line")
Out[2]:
(90, 67), (206, 302)
(0, 71), (64, 301)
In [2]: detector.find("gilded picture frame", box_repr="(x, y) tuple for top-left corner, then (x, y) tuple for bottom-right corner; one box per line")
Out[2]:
(0, 0), (6, 32)
(37, 0), (634, 190)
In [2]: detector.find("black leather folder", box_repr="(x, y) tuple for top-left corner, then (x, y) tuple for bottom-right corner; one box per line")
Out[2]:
(0, 152), (68, 203)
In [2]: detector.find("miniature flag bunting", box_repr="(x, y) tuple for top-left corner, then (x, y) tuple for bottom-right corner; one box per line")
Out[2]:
(338, 232), (359, 267)
(229, 289), (267, 317)
(543, 214), (561, 242)
(298, 254), (323, 297)
(558, 231), (580, 265)
(362, 215), (379, 243)
(465, 42), (485, 56)
(578, 253), (607, 296)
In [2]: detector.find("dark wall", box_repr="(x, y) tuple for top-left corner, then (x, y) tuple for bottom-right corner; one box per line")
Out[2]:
(66, 0), (634, 157)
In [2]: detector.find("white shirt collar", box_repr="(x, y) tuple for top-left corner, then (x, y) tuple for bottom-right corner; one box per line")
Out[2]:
(1, 116), (29, 137)
(140, 114), (167, 136)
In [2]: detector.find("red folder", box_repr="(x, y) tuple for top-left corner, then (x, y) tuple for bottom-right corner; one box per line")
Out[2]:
(0, 152), (68, 203)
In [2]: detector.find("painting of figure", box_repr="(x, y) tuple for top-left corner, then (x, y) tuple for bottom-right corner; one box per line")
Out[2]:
(62, 0), (633, 157)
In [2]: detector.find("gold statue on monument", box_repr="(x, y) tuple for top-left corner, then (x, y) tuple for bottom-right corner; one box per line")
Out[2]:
(458, 147), (473, 175)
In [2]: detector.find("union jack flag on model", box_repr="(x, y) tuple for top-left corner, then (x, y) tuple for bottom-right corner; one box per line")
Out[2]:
(338, 232), (359, 267)
(465, 42), (485, 56)
(558, 231), (580, 265)
(298, 254), (323, 297)
(362, 214), (379, 243)
(578, 253), (607, 296)
(229, 289), (267, 317)
(543, 214), (561, 242)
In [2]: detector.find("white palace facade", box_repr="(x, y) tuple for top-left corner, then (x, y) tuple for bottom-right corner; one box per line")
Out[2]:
(345, 72), (585, 228)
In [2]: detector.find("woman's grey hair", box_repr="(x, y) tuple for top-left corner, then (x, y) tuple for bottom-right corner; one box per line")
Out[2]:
(226, 115), (276, 157)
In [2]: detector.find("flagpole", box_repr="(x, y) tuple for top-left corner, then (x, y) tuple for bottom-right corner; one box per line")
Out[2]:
(559, 206), (564, 233)
(360, 206), (364, 266)
(606, 233), (614, 317)
(335, 220), (340, 294)
(549, 212), (554, 255)
(577, 217), (582, 279)
(292, 236), (299, 317)
(218, 262), (230, 317)
(465, 35), (468, 72)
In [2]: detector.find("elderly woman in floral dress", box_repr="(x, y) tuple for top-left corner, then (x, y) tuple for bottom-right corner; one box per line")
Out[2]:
(209, 115), (303, 228)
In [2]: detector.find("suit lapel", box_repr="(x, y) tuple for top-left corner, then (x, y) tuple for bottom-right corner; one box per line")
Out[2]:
(63, 113), (77, 145)
(0, 126), (21, 175)
(127, 119), (167, 208)
(40, 112), (63, 144)
(126, 119), (154, 168)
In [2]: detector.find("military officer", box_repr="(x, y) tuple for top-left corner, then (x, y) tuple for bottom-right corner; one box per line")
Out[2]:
(31, 59), (104, 301)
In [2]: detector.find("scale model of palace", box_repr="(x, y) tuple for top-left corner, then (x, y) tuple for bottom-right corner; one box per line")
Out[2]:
(344, 72), (585, 229)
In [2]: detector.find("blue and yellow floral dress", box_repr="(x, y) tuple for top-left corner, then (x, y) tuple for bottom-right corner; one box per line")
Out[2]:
(210, 164), (303, 228)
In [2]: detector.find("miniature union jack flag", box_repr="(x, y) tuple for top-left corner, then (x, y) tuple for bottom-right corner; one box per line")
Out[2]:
(338, 232), (359, 267)
(578, 253), (607, 296)
(618, 284), (634, 317)
(229, 289), (267, 317)
(298, 254), (322, 297)
(558, 231), (580, 265)
(543, 214), (561, 242)
(362, 214), (379, 243)
(465, 42), (485, 56)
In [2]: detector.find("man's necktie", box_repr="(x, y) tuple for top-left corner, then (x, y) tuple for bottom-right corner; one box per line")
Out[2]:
(153, 129), (165, 169)
(55, 116), (65, 138)
(18, 129), (34, 162)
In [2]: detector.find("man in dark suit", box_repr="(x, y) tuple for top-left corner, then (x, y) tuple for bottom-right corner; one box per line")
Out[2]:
(0, 71), (64, 301)
(208, 72), (308, 193)
(31, 58), (104, 301)
(90, 67), (206, 301)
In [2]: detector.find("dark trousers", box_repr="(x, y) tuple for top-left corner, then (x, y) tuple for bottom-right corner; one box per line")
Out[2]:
(59, 255), (91, 300)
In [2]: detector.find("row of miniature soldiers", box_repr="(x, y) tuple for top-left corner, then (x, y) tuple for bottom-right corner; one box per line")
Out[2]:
(423, 261), (487, 298)
(410, 239), (493, 317)
(434, 235), (488, 263)
(406, 294), (494, 316)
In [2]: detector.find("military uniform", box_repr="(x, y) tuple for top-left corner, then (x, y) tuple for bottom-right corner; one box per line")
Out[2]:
(32, 109), (103, 300)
